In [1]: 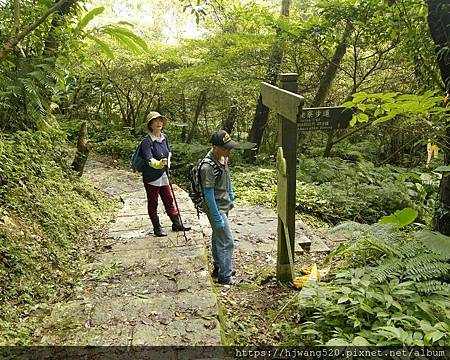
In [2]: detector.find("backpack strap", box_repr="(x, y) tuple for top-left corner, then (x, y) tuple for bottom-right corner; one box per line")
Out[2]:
(163, 132), (171, 152)
(201, 157), (222, 177)
(140, 134), (156, 158)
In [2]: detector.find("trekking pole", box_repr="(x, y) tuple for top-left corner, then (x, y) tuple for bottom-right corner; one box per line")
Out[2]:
(167, 170), (188, 242)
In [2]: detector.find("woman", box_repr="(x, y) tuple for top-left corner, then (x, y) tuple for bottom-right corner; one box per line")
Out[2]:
(141, 111), (191, 237)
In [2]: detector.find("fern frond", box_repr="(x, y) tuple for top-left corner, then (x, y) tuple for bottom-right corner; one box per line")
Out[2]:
(29, 70), (53, 89)
(367, 257), (404, 283)
(415, 280), (450, 294)
(398, 240), (424, 259)
(329, 221), (369, 235)
(404, 254), (450, 282)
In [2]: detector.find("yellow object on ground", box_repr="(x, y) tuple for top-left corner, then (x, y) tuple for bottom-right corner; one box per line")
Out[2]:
(426, 143), (439, 167)
(293, 263), (320, 289)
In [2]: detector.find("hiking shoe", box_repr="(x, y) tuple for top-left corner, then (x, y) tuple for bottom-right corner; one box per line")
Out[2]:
(211, 267), (235, 278)
(170, 216), (191, 231)
(218, 278), (234, 285)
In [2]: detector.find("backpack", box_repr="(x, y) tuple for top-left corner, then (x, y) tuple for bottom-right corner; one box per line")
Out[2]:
(131, 135), (151, 172)
(188, 157), (222, 218)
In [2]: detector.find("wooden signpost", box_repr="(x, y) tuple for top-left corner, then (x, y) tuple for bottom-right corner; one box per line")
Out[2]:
(261, 73), (352, 283)
(261, 74), (304, 282)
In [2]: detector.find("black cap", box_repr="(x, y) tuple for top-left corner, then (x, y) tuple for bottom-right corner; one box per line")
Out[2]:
(210, 130), (239, 149)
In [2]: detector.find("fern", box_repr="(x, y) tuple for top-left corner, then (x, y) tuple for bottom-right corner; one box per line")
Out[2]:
(326, 222), (450, 290)
(415, 280), (450, 294)
(36, 63), (58, 81)
(398, 240), (425, 259)
(326, 223), (403, 267)
(404, 254), (450, 282)
(368, 257), (404, 283)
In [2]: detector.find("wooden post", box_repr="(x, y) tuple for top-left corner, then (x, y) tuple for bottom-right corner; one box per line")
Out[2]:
(260, 74), (304, 283)
(277, 73), (299, 282)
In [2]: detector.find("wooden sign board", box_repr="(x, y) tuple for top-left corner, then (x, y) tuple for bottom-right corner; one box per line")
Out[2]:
(261, 82), (304, 123)
(298, 106), (352, 131)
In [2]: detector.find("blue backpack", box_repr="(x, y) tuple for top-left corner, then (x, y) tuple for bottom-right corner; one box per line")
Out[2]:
(131, 135), (151, 172)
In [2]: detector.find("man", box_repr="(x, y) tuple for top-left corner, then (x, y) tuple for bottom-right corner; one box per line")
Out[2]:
(200, 130), (239, 285)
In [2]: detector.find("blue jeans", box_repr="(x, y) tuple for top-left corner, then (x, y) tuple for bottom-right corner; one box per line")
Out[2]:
(206, 211), (234, 282)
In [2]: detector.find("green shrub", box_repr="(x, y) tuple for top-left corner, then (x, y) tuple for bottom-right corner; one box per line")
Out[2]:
(0, 129), (116, 344)
(230, 157), (436, 225)
(277, 223), (450, 346)
(232, 165), (277, 206)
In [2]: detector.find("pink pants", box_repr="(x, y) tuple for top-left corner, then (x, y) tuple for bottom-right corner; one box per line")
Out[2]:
(143, 183), (178, 220)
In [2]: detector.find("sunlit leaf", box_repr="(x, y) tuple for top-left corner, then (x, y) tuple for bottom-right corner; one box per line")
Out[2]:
(379, 208), (418, 228)
(77, 7), (105, 30)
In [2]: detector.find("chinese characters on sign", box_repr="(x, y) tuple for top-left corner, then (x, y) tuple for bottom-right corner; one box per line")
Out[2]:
(298, 106), (352, 131)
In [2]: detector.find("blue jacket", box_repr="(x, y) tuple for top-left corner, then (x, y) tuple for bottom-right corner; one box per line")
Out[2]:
(141, 134), (171, 183)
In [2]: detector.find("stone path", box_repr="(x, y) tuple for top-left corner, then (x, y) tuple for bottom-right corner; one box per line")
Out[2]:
(40, 158), (222, 346)
(39, 157), (333, 347)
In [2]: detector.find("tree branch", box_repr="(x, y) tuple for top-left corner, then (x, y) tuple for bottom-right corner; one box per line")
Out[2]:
(14, 0), (20, 36)
(0, 0), (67, 61)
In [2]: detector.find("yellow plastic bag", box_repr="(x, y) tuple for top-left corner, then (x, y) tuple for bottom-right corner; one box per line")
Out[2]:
(293, 263), (320, 289)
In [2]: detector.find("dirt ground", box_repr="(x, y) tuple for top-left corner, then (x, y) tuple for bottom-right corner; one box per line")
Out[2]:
(204, 205), (338, 345)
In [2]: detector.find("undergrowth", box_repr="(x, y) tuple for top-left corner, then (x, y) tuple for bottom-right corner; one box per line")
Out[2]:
(231, 158), (438, 226)
(277, 223), (450, 346)
(0, 129), (116, 345)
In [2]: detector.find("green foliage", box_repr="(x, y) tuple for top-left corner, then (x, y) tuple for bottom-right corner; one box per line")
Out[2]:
(415, 230), (450, 258)
(0, 58), (62, 131)
(225, 157), (439, 226)
(232, 165), (277, 206)
(94, 136), (137, 161)
(77, 6), (106, 30)
(0, 130), (116, 344)
(295, 157), (434, 224)
(278, 223), (450, 346)
(379, 208), (418, 228)
(343, 91), (447, 127)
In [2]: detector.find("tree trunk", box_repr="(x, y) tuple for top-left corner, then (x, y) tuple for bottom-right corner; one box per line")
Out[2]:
(185, 91), (206, 143)
(222, 99), (238, 134)
(71, 122), (92, 176)
(322, 129), (335, 158)
(43, 0), (78, 56)
(428, 0), (450, 235)
(0, 0), (68, 61)
(244, 0), (291, 163)
(435, 126), (450, 235)
(312, 22), (353, 107)
(180, 92), (188, 140)
(14, 0), (20, 36)
(318, 22), (353, 158)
